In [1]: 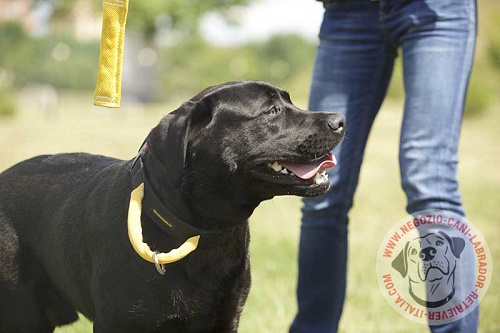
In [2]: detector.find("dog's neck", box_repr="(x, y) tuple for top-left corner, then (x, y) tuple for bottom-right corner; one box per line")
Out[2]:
(141, 142), (261, 230)
(140, 147), (195, 227)
(132, 144), (254, 254)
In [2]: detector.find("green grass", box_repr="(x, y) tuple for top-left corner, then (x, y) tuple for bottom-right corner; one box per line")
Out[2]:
(0, 93), (498, 332)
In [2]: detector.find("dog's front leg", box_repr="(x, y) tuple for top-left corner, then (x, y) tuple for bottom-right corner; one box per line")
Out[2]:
(210, 261), (251, 333)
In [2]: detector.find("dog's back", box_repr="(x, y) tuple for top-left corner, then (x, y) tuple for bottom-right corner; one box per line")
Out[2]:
(0, 154), (126, 332)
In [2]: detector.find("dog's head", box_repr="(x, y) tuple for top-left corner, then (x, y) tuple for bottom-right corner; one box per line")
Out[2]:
(146, 81), (345, 224)
(392, 231), (465, 304)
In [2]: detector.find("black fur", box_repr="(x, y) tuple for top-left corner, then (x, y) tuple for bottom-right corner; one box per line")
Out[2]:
(0, 81), (344, 332)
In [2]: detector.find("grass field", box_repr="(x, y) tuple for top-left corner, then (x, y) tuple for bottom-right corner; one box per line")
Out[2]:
(0, 92), (498, 332)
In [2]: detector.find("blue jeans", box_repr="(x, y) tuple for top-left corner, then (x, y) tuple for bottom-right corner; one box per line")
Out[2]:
(291, 0), (478, 332)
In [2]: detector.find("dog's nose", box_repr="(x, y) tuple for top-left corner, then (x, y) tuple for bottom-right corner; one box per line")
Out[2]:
(327, 114), (345, 135)
(420, 247), (437, 261)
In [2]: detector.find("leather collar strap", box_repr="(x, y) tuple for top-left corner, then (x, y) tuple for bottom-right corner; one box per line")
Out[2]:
(127, 183), (199, 268)
(129, 143), (237, 249)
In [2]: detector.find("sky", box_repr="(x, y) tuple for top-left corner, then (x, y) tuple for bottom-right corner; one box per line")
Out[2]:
(200, 0), (325, 46)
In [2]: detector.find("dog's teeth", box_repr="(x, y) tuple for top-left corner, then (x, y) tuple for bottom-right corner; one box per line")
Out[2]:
(270, 162), (282, 172)
(313, 174), (320, 184)
(280, 168), (289, 175)
(313, 171), (329, 184)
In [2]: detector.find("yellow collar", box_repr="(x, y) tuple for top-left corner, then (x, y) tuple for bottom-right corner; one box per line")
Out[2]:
(127, 183), (200, 273)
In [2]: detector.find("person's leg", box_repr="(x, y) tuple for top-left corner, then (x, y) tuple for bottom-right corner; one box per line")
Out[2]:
(290, 2), (396, 332)
(395, 0), (478, 331)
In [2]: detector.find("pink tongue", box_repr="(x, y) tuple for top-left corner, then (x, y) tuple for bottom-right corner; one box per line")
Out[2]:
(282, 153), (337, 180)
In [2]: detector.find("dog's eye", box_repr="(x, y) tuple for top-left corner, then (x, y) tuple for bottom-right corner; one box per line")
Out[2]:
(410, 248), (418, 256)
(436, 240), (444, 246)
(266, 105), (281, 115)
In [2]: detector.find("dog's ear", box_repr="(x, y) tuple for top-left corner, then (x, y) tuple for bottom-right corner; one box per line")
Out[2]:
(438, 231), (466, 258)
(392, 242), (409, 278)
(146, 104), (194, 186)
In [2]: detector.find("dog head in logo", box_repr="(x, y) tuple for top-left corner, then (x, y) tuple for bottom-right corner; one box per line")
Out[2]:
(392, 231), (465, 308)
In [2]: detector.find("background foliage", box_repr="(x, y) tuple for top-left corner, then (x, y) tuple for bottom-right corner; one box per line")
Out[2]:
(1, 0), (499, 115)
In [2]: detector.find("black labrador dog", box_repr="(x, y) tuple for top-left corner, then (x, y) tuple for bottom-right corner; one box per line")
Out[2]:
(0, 81), (344, 332)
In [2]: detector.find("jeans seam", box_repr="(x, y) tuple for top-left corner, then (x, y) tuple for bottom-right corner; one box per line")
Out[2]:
(342, 39), (395, 204)
(437, 0), (476, 215)
(378, 2), (399, 49)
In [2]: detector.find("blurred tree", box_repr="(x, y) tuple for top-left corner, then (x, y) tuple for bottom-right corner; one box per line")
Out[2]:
(128, 0), (251, 41)
(0, 21), (28, 47)
(160, 34), (317, 101)
(37, 0), (252, 41)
